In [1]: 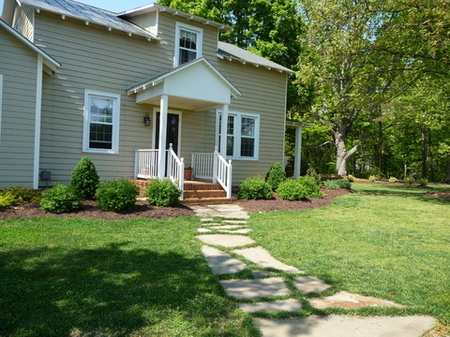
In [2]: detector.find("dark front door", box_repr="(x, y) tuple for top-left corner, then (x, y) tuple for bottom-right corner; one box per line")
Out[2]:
(155, 112), (179, 154)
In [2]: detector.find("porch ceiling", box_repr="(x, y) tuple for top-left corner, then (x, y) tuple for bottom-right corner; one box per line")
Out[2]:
(127, 57), (241, 111)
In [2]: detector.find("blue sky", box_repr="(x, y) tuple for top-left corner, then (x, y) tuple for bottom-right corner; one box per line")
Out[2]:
(1, 0), (156, 15)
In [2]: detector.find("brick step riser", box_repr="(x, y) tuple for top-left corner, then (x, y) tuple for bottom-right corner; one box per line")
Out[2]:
(184, 190), (227, 198)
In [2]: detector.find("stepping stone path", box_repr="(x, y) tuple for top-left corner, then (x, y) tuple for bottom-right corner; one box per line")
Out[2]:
(190, 204), (436, 337)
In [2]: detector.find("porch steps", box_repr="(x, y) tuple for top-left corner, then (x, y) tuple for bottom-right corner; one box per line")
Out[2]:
(131, 180), (236, 204)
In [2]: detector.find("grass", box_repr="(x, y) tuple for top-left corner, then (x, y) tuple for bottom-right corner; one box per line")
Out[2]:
(1, 183), (449, 336)
(247, 183), (450, 330)
(0, 216), (257, 337)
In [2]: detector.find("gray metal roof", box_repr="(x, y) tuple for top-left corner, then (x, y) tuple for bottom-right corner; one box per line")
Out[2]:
(20, 0), (158, 40)
(218, 41), (294, 74)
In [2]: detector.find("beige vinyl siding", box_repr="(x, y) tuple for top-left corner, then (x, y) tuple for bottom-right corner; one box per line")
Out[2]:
(0, 28), (38, 187)
(35, 12), (172, 184)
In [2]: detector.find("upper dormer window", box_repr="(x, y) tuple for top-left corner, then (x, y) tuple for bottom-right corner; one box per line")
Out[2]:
(175, 23), (203, 66)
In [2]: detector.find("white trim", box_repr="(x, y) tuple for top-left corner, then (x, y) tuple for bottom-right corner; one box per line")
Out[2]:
(83, 90), (121, 154)
(33, 55), (43, 189)
(174, 22), (203, 67)
(0, 74), (3, 145)
(216, 110), (260, 161)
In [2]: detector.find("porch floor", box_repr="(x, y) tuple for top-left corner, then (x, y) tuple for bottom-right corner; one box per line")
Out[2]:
(131, 179), (237, 204)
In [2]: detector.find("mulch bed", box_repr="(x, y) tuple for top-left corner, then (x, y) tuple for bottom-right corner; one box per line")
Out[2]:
(0, 188), (351, 221)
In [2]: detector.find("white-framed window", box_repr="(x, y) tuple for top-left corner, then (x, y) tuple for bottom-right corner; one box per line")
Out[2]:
(216, 111), (260, 160)
(83, 90), (120, 154)
(174, 22), (203, 66)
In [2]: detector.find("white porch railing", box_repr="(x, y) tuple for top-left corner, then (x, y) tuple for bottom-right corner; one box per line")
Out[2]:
(167, 144), (184, 198)
(135, 149), (159, 179)
(213, 148), (233, 198)
(191, 152), (214, 180)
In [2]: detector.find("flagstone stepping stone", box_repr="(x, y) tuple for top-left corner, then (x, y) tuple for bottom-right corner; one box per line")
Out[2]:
(209, 204), (244, 212)
(233, 246), (303, 273)
(211, 225), (244, 229)
(239, 299), (301, 313)
(218, 229), (253, 234)
(200, 222), (222, 226)
(201, 246), (247, 275)
(220, 277), (292, 300)
(309, 291), (405, 309)
(253, 315), (435, 337)
(293, 276), (332, 294)
(252, 270), (272, 279)
(200, 218), (214, 222)
(196, 234), (255, 247)
(223, 220), (248, 224)
(197, 228), (211, 233)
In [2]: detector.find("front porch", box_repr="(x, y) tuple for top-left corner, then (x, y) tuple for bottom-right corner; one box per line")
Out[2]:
(134, 146), (233, 201)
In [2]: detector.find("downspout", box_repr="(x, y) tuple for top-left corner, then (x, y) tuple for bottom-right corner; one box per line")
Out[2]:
(33, 54), (43, 189)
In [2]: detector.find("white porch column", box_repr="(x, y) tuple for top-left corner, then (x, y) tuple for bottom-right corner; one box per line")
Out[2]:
(157, 94), (168, 179)
(220, 104), (229, 157)
(293, 126), (303, 178)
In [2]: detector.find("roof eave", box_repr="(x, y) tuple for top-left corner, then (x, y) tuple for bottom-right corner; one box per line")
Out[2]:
(217, 52), (295, 75)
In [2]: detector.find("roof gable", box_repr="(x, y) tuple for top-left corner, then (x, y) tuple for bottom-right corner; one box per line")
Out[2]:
(0, 18), (60, 74)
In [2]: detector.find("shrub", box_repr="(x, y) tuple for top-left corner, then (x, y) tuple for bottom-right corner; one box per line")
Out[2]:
(0, 186), (42, 204)
(146, 179), (181, 207)
(238, 176), (273, 200)
(406, 176), (415, 185)
(369, 175), (377, 182)
(96, 179), (139, 212)
(0, 192), (16, 208)
(277, 179), (309, 200)
(323, 179), (351, 190)
(389, 176), (398, 183)
(419, 178), (428, 186)
(40, 184), (82, 214)
(71, 157), (99, 200)
(297, 176), (322, 198)
(306, 166), (321, 185)
(265, 162), (287, 190)
(347, 174), (355, 182)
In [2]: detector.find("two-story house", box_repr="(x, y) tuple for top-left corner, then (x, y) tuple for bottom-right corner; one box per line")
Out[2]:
(0, 0), (306, 199)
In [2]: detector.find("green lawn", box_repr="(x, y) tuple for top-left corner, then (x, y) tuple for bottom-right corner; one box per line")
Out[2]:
(0, 216), (256, 337)
(247, 183), (450, 330)
(1, 183), (449, 336)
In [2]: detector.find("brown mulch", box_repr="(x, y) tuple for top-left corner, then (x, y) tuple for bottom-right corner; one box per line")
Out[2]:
(0, 188), (351, 220)
(425, 190), (450, 199)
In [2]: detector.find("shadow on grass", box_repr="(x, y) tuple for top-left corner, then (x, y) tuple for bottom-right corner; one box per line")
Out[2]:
(0, 242), (228, 336)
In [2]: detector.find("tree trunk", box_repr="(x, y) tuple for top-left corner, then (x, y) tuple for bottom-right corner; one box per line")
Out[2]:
(334, 123), (358, 176)
(421, 125), (427, 179)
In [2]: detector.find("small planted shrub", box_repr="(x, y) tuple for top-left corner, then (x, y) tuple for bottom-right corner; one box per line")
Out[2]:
(369, 175), (377, 182)
(96, 179), (139, 212)
(0, 186), (42, 204)
(306, 166), (321, 185)
(146, 179), (181, 207)
(40, 184), (82, 214)
(324, 179), (351, 189)
(71, 157), (99, 200)
(0, 191), (16, 208)
(265, 162), (287, 191)
(419, 178), (428, 186)
(389, 176), (398, 183)
(277, 179), (308, 200)
(347, 174), (355, 182)
(238, 176), (273, 200)
(406, 176), (415, 185)
(297, 176), (322, 198)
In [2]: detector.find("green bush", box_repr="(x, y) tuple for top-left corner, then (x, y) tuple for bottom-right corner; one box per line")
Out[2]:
(406, 176), (415, 185)
(71, 157), (99, 200)
(238, 176), (273, 200)
(277, 179), (309, 200)
(0, 186), (42, 204)
(145, 179), (181, 207)
(0, 192), (16, 208)
(419, 178), (428, 186)
(297, 176), (322, 198)
(347, 174), (355, 182)
(96, 179), (139, 212)
(265, 162), (287, 191)
(323, 179), (352, 190)
(369, 175), (377, 182)
(306, 166), (321, 185)
(389, 176), (398, 183)
(40, 184), (82, 214)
